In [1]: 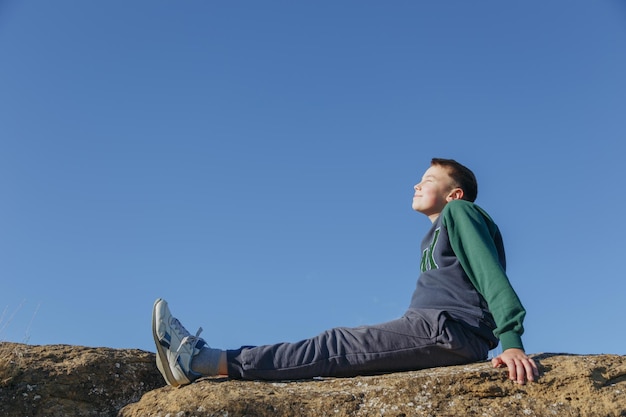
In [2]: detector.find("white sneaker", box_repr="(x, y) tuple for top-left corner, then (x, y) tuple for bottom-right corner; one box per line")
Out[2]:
(152, 298), (206, 387)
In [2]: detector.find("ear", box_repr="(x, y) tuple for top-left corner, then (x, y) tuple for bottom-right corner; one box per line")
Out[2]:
(446, 188), (464, 201)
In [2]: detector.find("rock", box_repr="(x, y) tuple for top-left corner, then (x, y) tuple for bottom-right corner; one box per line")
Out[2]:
(2, 342), (626, 417)
(0, 342), (165, 417)
(121, 353), (626, 417)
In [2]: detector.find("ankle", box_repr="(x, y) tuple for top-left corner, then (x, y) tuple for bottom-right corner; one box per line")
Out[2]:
(217, 351), (228, 375)
(190, 347), (224, 377)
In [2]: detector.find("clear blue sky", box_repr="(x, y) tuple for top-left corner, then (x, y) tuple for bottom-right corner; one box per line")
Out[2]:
(2, 1), (625, 357)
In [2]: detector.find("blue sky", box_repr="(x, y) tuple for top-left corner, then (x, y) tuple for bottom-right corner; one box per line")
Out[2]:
(1, 1), (625, 357)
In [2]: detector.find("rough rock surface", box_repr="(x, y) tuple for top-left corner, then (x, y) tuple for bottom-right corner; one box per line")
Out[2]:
(0, 342), (165, 417)
(122, 353), (626, 417)
(2, 342), (626, 417)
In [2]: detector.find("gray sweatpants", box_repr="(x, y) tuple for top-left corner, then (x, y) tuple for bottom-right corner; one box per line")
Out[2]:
(226, 309), (490, 380)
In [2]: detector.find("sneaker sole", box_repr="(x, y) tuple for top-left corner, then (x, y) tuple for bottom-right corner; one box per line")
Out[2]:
(152, 298), (181, 387)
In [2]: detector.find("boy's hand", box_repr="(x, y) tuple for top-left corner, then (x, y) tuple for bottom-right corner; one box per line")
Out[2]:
(491, 348), (539, 385)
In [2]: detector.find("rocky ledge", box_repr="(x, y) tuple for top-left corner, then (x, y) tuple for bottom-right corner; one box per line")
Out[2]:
(1, 342), (625, 417)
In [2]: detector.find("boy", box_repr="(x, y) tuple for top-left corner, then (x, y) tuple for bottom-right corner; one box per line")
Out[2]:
(152, 158), (538, 387)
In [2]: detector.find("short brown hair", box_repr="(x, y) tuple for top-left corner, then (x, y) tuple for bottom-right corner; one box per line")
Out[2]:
(431, 158), (478, 202)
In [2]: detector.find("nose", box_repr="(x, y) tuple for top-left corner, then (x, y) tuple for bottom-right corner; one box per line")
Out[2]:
(414, 183), (421, 191)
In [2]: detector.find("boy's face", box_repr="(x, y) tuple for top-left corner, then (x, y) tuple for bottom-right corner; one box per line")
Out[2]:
(412, 165), (461, 222)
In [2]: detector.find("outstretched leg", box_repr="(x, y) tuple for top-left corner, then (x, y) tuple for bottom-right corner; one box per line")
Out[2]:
(225, 309), (489, 380)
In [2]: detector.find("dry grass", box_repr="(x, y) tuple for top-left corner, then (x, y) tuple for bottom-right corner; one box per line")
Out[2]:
(0, 342), (26, 387)
(0, 301), (38, 387)
(0, 301), (40, 345)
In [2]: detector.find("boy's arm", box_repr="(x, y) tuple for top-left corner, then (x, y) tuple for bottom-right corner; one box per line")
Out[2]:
(443, 201), (538, 384)
(441, 200), (526, 351)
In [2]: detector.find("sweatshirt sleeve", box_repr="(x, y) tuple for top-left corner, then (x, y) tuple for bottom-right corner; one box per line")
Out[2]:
(441, 200), (526, 351)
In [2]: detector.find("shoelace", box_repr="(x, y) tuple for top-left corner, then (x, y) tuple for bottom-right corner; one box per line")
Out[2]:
(169, 318), (192, 338)
(176, 327), (204, 354)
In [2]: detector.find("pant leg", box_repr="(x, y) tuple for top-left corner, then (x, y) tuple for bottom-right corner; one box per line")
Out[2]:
(226, 309), (490, 380)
